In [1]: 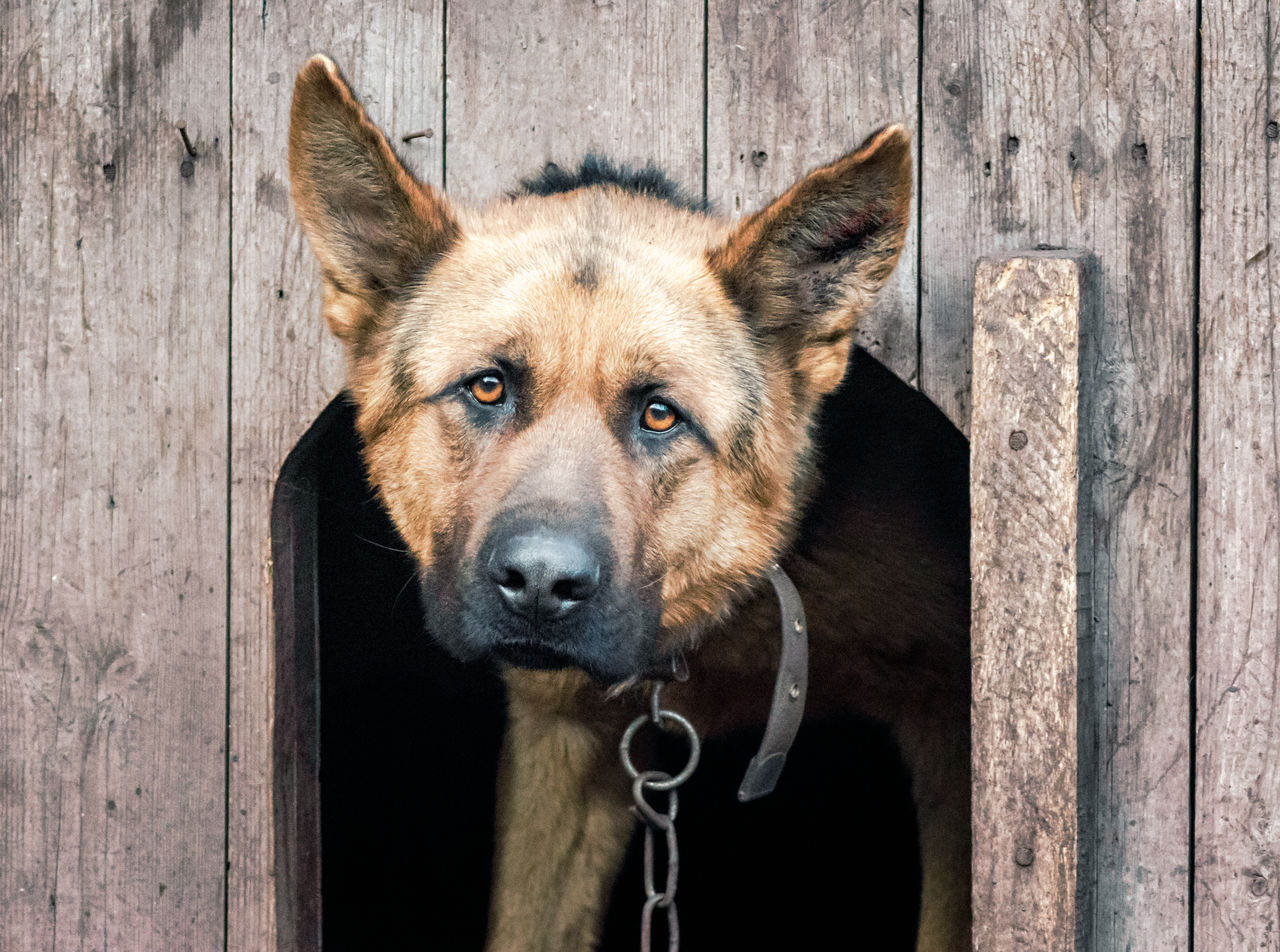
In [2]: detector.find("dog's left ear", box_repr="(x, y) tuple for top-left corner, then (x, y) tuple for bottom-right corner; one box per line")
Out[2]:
(709, 126), (912, 395)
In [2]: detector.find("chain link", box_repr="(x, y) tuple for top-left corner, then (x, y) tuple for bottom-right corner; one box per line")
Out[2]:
(620, 683), (700, 952)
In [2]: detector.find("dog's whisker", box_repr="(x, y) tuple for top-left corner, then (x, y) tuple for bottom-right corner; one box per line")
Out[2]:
(354, 532), (409, 554)
(389, 573), (416, 617)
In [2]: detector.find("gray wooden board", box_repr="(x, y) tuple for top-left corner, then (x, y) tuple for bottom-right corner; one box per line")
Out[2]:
(925, 4), (1196, 949)
(227, 4), (444, 950)
(706, 0), (919, 384)
(971, 254), (1088, 952)
(1196, 1), (1280, 947)
(0, 1), (230, 949)
(5, 1), (1267, 948)
(444, 0), (704, 207)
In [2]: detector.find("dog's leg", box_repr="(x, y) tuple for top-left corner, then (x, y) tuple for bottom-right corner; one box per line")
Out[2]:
(486, 671), (634, 952)
(895, 705), (973, 952)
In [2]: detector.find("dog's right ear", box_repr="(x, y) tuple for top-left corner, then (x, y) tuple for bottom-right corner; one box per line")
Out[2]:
(289, 55), (459, 345)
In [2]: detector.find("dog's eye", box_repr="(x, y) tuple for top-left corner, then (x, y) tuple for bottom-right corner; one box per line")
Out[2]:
(640, 400), (680, 433)
(468, 372), (506, 406)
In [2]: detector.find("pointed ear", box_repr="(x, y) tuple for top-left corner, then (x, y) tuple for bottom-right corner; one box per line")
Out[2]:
(288, 55), (459, 344)
(709, 126), (912, 395)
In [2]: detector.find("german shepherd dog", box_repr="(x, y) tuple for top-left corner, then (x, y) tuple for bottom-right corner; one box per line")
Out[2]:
(288, 56), (971, 951)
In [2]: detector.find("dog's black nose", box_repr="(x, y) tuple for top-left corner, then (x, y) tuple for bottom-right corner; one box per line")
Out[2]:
(487, 530), (601, 622)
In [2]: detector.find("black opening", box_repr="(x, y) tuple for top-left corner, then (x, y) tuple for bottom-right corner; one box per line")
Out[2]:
(275, 347), (952, 949)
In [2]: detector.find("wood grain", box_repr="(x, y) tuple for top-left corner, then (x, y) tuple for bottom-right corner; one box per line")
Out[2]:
(444, 0), (704, 207)
(226, 4), (443, 950)
(1196, 2), (1280, 947)
(706, 0), (919, 383)
(924, 5), (1196, 949)
(0, 1), (229, 948)
(971, 254), (1092, 951)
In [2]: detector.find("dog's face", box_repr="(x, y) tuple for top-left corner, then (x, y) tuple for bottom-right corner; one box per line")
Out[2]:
(288, 56), (911, 684)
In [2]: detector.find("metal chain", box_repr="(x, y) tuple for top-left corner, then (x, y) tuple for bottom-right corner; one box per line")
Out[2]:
(619, 683), (700, 952)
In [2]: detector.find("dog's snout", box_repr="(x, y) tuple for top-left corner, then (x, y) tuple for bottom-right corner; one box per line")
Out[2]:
(487, 529), (601, 622)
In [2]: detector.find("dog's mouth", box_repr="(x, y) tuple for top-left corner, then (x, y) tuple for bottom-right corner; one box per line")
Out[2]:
(490, 639), (579, 671)
(423, 568), (665, 685)
(488, 635), (656, 685)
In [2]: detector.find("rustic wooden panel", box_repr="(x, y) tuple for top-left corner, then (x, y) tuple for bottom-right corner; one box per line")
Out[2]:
(925, 4), (1196, 949)
(227, 4), (443, 950)
(971, 254), (1092, 952)
(0, 2), (229, 949)
(706, 0), (919, 383)
(444, 0), (703, 206)
(1196, 2), (1280, 947)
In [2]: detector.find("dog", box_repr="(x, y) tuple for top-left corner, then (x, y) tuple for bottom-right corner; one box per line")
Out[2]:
(287, 55), (971, 951)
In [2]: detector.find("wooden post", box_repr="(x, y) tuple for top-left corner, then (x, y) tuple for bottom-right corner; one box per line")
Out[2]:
(971, 252), (1099, 950)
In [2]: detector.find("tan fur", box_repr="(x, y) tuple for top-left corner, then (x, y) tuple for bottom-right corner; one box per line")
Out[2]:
(289, 54), (969, 952)
(485, 671), (634, 951)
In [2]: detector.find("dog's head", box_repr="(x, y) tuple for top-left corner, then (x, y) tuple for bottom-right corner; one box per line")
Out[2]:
(288, 56), (911, 684)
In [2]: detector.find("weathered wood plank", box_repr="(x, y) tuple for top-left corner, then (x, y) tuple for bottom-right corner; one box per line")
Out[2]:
(971, 253), (1094, 952)
(1196, 2), (1280, 947)
(444, 0), (703, 206)
(227, 4), (444, 950)
(925, 5), (1196, 949)
(706, 0), (919, 383)
(0, 2), (229, 949)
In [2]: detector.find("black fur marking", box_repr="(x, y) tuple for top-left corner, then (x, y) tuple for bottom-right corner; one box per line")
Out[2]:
(724, 420), (758, 475)
(323, 267), (353, 297)
(572, 260), (599, 291)
(651, 455), (699, 509)
(512, 154), (711, 214)
(389, 319), (431, 406)
(733, 366), (763, 423)
(391, 355), (418, 407)
(803, 268), (843, 312)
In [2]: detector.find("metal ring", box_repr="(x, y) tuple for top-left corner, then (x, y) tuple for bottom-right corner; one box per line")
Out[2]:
(632, 771), (678, 829)
(620, 707), (701, 790)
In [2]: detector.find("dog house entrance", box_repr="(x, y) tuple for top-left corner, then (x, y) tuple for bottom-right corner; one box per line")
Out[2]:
(272, 364), (925, 950)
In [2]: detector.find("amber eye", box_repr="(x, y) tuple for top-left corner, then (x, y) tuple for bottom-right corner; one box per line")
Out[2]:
(468, 372), (506, 405)
(641, 400), (679, 433)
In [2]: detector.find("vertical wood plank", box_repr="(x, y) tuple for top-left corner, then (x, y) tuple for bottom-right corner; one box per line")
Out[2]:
(924, 5), (1196, 949)
(0, 2), (229, 949)
(445, 0), (703, 206)
(1196, 2), (1280, 947)
(227, 4), (443, 950)
(971, 252), (1094, 952)
(706, 0), (919, 383)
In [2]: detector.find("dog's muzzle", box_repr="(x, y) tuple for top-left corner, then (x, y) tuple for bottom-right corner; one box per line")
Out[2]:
(432, 509), (661, 683)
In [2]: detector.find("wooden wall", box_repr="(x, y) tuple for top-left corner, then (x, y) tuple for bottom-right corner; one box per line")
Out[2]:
(0, 1), (1274, 950)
